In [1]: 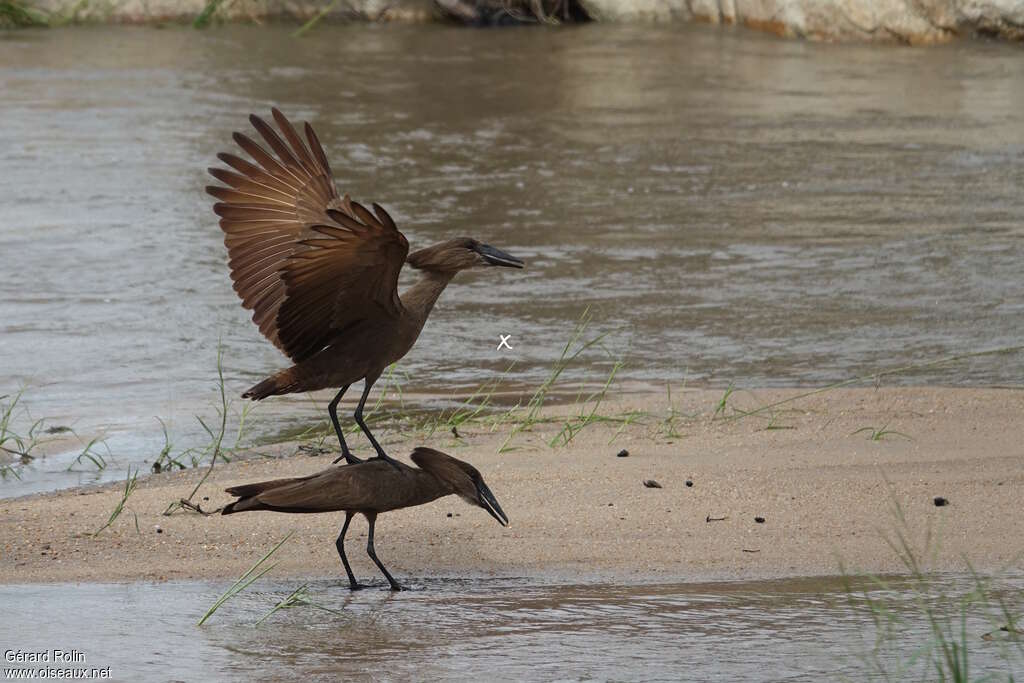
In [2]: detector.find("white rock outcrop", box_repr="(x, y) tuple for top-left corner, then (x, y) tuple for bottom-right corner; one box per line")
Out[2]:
(21, 0), (1024, 41)
(578, 0), (1024, 42)
(29, 0), (433, 23)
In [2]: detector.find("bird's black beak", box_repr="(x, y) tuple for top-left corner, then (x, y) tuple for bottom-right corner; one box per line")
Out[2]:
(476, 480), (509, 527)
(475, 243), (524, 269)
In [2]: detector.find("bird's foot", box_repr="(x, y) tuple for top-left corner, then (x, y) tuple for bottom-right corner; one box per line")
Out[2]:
(387, 582), (404, 592)
(333, 452), (364, 466)
(373, 451), (403, 471)
(347, 582), (368, 591)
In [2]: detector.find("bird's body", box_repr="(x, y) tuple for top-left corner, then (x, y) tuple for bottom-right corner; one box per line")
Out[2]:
(222, 447), (508, 590)
(222, 457), (448, 515)
(207, 109), (523, 466)
(243, 270), (447, 400)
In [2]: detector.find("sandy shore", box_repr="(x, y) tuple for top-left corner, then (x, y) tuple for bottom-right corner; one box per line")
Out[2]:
(1, 387), (1022, 585)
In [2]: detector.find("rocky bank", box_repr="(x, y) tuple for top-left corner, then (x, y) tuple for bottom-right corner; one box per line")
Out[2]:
(15, 0), (1024, 42)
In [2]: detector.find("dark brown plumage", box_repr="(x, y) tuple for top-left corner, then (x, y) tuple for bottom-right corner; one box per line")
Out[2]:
(222, 447), (508, 590)
(207, 108), (524, 468)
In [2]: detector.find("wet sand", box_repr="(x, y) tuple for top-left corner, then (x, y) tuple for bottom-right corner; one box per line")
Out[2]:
(1, 387), (1022, 584)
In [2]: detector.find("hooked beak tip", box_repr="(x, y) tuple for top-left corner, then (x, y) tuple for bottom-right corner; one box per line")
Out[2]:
(476, 243), (524, 269)
(477, 481), (509, 527)
(488, 504), (510, 528)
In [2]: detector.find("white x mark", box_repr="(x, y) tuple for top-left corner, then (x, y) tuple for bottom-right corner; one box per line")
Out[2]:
(497, 334), (513, 351)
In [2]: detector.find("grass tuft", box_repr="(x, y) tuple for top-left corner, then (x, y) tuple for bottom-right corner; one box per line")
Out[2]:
(254, 583), (345, 625)
(657, 381), (697, 440)
(151, 417), (188, 473)
(198, 531), (294, 626)
(191, 0), (226, 28)
(842, 489), (1024, 680)
(499, 307), (616, 452)
(0, 389), (50, 479)
(163, 342), (254, 515)
(291, 0), (340, 37)
(0, 0), (50, 27)
(711, 383), (735, 419)
(761, 411), (796, 431)
(66, 435), (110, 471)
(548, 359), (627, 447)
(851, 423), (913, 442)
(93, 466), (139, 536)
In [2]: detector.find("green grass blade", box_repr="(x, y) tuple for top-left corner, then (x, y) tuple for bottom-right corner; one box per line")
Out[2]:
(198, 530), (294, 626)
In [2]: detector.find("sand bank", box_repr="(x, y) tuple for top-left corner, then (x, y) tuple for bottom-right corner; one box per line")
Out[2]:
(1, 387), (1022, 585)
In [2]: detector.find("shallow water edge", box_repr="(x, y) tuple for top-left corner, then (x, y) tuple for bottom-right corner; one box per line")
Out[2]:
(1, 573), (1021, 681)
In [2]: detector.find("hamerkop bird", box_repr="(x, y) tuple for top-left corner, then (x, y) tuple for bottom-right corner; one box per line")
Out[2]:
(207, 109), (524, 468)
(222, 447), (508, 590)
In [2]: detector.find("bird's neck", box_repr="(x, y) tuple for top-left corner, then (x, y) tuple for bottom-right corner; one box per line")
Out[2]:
(400, 270), (456, 327)
(412, 469), (457, 505)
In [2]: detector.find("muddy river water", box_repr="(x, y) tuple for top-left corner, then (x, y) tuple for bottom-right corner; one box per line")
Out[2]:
(1, 574), (1022, 680)
(2, 25), (1024, 491)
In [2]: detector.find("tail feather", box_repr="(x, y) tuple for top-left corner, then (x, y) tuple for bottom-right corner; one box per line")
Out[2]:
(242, 368), (300, 400)
(222, 473), (316, 515)
(221, 499), (244, 515)
(225, 476), (309, 499)
(222, 497), (265, 515)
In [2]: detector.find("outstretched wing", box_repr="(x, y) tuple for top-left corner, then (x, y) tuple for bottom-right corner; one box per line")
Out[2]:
(207, 109), (409, 363)
(277, 201), (408, 362)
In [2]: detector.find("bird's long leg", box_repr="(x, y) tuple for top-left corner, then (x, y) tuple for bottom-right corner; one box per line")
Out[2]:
(364, 513), (403, 591)
(335, 512), (364, 590)
(329, 385), (362, 465)
(353, 378), (400, 470)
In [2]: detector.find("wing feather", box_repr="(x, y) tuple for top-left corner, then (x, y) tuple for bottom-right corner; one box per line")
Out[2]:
(305, 122), (332, 176)
(208, 167), (297, 205)
(206, 185), (288, 206)
(271, 108), (320, 176)
(231, 132), (305, 190)
(248, 114), (306, 174)
(252, 463), (393, 512)
(207, 109), (409, 363)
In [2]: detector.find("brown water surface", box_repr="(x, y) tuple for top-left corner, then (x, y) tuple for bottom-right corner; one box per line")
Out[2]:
(1, 574), (1022, 680)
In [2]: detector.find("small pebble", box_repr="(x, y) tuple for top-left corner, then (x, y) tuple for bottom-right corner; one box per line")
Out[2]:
(754, 516), (765, 524)
(934, 496), (949, 507)
(685, 480), (693, 487)
(446, 512), (453, 518)
(202, 496), (209, 502)
(643, 479), (662, 489)
(617, 449), (629, 458)
(155, 525), (163, 534)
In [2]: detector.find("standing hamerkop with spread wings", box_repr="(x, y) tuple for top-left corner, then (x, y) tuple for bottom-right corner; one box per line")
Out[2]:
(207, 109), (524, 468)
